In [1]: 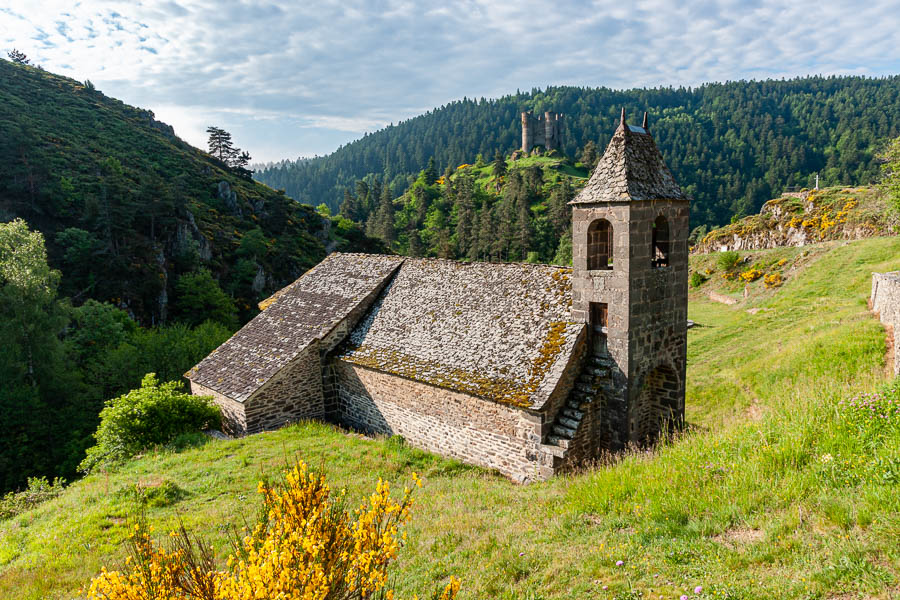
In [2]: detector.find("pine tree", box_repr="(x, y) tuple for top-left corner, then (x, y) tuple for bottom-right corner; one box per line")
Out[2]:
(424, 157), (437, 186)
(454, 177), (474, 258)
(374, 185), (395, 248)
(477, 201), (494, 261)
(339, 189), (358, 221)
(491, 151), (508, 179)
(407, 221), (423, 257)
(549, 179), (573, 236)
(515, 195), (534, 261)
(206, 126), (251, 171)
(206, 127), (234, 162)
(436, 229), (453, 259)
(579, 140), (599, 169)
(7, 49), (30, 65)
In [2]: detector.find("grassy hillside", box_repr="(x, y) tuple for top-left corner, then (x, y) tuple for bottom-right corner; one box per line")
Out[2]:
(2, 237), (900, 599)
(0, 58), (381, 324)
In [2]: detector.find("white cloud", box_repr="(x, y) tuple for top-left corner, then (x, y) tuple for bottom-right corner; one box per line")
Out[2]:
(3, 0), (900, 162)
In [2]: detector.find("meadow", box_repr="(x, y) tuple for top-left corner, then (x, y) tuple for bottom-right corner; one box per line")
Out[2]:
(1, 236), (899, 600)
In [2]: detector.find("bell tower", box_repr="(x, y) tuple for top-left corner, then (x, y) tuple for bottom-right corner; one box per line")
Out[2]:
(570, 109), (690, 450)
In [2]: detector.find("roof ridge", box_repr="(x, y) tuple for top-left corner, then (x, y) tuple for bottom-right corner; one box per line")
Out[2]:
(571, 114), (687, 205)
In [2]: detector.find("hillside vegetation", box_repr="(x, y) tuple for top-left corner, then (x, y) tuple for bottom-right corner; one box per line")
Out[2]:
(0, 58), (379, 325)
(256, 77), (900, 227)
(694, 186), (897, 253)
(2, 236), (898, 600)
(337, 152), (587, 264)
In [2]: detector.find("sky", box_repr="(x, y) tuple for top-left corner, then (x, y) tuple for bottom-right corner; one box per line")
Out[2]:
(3, 1), (900, 164)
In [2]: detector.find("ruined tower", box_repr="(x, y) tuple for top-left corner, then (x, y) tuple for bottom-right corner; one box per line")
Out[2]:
(521, 111), (561, 153)
(569, 109), (689, 450)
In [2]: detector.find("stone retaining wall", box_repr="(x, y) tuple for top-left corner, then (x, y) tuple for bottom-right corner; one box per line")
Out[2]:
(871, 271), (900, 375)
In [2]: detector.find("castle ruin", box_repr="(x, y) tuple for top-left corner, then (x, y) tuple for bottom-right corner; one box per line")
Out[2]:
(521, 111), (561, 153)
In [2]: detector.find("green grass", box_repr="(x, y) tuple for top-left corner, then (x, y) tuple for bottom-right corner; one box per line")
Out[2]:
(467, 154), (589, 192)
(2, 237), (900, 600)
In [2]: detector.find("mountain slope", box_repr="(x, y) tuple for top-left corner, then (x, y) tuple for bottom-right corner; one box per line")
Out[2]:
(0, 58), (380, 324)
(3, 235), (898, 599)
(256, 77), (900, 227)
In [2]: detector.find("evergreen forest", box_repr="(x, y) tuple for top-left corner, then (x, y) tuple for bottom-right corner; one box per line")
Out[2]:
(257, 76), (900, 230)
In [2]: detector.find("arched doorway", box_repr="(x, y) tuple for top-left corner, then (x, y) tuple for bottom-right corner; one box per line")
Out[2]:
(631, 365), (681, 445)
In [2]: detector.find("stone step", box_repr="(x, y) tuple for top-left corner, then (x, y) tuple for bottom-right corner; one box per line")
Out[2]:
(571, 392), (591, 405)
(559, 416), (580, 430)
(591, 356), (614, 367)
(587, 367), (610, 378)
(566, 398), (590, 412)
(552, 424), (576, 438)
(541, 442), (567, 457)
(545, 436), (571, 450)
(576, 382), (594, 394)
(563, 408), (584, 420)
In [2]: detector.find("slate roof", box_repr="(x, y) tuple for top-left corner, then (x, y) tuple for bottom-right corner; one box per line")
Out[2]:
(572, 117), (687, 204)
(337, 259), (583, 409)
(186, 253), (404, 402)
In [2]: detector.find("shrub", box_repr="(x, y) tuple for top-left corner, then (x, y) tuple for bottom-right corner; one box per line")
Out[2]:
(764, 273), (784, 288)
(689, 272), (707, 288)
(79, 373), (221, 473)
(739, 268), (763, 282)
(716, 250), (741, 273)
(0, 476), (66, 520)
(87, 460), (461, 600)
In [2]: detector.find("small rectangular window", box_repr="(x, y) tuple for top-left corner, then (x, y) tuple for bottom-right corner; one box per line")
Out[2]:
(589, 302), (608, 331)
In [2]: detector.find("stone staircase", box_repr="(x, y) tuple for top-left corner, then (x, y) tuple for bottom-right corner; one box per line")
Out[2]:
(542, 351), (614, 458)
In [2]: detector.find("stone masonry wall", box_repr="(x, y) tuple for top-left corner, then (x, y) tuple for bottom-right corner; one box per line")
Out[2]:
(625, 199), (689, 445)
(332, 361), (551, 482)
(190, 381), (248, 436)
(571, 202), (633, 450)
(241, 346), (325, 434)
(871, 272), (900, 375)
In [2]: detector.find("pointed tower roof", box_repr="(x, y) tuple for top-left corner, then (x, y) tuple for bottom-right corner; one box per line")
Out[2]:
(571, 111), (687, 204)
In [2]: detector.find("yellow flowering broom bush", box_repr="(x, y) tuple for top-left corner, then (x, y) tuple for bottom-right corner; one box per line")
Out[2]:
(87, 460), (459, 600)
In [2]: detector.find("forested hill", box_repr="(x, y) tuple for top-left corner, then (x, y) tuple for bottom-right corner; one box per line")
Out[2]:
(256, 76), (900, 226)
(0, 58), (379, 325)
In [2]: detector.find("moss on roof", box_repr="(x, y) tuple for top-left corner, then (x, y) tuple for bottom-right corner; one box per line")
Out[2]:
(338, 259), (581, 409)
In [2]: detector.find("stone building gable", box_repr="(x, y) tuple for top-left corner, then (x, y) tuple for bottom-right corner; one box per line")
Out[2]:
(186, 253), (404, 402)
(572, 117), (686, 204)
(337, 258), (584, 409)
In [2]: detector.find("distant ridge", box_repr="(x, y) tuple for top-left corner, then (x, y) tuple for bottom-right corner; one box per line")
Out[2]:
(256, 76), (900, 227)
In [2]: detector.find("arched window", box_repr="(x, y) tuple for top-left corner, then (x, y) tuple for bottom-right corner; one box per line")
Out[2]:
(651, 215), (669, 268)
(587, 219), (613, 270)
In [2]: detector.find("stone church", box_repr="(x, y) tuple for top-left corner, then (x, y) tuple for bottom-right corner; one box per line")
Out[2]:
(187, 111), (689, 482)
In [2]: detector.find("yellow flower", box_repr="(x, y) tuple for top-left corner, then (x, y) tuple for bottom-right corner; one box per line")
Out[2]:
(87, 460), (458, 600)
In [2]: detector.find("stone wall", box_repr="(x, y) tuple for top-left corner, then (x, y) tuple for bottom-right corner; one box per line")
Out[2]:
(241, 346), (325, 434)
(331, 361), (553, 482)
(190, 381), (248, 436)
(871, 271), (900, 375)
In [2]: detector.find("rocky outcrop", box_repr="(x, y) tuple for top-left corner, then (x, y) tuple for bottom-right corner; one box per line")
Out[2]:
(694, 188), (892, 254)
(217, 180), (241, 217)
